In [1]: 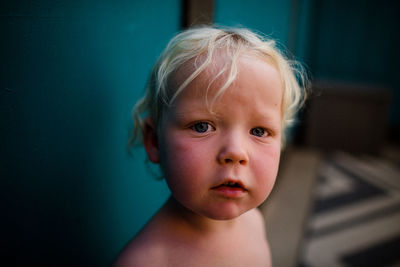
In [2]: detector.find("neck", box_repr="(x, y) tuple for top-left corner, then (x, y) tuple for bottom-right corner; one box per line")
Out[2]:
(161, 196), (242, 237)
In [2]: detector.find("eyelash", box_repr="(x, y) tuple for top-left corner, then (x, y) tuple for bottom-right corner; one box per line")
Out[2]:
(190, 122), (270, 137)
(190, 122), (214, 133)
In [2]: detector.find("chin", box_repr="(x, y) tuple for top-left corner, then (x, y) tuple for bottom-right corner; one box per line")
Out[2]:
(211, 214), (241, 220)
(201, 206), (249, 221)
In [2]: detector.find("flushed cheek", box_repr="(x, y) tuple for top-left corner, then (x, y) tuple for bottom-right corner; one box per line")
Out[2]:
(251, 148), (280, 202)
(159, 136), (212, 194)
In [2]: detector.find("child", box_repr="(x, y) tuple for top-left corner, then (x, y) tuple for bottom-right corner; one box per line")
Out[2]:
(114, 26), (307, 267)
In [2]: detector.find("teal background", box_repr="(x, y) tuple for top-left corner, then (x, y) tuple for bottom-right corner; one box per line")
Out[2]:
(2, 1), (177, 265)
(2, 0), (399, 266)
(215, 0), (293, 45)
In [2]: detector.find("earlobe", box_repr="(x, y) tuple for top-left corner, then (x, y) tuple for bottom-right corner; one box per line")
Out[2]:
(143, 118), (160, 163)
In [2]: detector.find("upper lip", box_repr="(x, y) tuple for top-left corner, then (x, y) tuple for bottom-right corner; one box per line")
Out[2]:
(212, 179), (247, 190)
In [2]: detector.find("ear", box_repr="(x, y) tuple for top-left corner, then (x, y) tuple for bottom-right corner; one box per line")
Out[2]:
(143, 118), (160, 163)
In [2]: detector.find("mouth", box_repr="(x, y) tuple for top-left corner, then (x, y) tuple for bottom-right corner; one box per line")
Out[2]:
(211, 179), (247, 198)
(213, 180), (246, 190)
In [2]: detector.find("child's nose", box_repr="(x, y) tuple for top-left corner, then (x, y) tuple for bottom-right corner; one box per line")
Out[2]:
(217, 133), (249, 165)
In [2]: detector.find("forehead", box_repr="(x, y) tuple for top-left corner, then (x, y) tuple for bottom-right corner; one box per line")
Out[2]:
(172, 52), (283, 105)
(168, 54), (283, 123)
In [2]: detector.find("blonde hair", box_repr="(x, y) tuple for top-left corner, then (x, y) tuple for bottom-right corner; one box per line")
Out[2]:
(130, 26), (308, 147)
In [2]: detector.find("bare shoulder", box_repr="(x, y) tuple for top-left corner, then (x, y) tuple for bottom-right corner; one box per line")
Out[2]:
(113, 201), (174, 267)
(113, 216), (169, 267)
(113, 235), (166, 267)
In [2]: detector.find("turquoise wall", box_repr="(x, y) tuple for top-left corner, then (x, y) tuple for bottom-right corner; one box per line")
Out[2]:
(215, 0), (293, 46)
(1, 1), (178, 265)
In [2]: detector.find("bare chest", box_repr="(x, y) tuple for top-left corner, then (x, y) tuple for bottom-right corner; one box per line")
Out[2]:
(164, 237), (271, 267)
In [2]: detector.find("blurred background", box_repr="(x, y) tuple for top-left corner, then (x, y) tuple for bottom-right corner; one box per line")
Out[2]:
(1, 0), (399, 266)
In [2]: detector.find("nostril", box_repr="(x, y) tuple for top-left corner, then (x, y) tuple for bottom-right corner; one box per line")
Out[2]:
(224, 158), (233, 163)
(222, 158), (247, 164)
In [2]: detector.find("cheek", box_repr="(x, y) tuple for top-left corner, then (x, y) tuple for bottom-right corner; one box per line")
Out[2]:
(252, 145), (281, 198)
(159, 136), (212, 193)
(161, 137), (205, 171)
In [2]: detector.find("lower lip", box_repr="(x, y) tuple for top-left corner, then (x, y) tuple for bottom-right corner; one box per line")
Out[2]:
(212, 186), (247, 198)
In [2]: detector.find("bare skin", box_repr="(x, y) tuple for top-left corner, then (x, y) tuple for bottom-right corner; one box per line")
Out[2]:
(113, 197), (271, 267)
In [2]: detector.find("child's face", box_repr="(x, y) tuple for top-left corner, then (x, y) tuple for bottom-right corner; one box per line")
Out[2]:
(147, 54), (282, 220)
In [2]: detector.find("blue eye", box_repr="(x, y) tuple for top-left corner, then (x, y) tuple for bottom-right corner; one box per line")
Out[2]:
(192, 122), (211, 133)
(251, 127), (267, 137)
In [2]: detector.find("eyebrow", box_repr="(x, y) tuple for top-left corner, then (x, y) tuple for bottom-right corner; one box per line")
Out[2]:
(169, 108), (214, 121)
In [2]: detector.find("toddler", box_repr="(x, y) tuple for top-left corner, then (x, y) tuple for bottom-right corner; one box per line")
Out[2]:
(114, 26), (307, 267)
